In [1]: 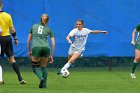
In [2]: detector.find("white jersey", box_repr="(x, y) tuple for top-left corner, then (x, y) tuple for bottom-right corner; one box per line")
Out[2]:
(69, 28), (92, 51)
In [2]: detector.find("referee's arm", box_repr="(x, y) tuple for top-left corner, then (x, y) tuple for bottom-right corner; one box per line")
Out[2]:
(10, 26), (18, 45)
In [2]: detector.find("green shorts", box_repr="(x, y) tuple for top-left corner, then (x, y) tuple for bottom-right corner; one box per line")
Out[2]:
(135, 44), (140, 50)
(32, 47), (50, 58)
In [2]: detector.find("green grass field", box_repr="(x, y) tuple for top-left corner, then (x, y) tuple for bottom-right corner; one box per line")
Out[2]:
(0, 68), (140, 93)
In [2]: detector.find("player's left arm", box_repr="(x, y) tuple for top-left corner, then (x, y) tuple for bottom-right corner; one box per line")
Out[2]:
(9, 15), (18, 45)
(91, 30), (108, 34)
(10, 26), (18, 45)
(49, 28), (55, 63)
(50, 37), (55, 63)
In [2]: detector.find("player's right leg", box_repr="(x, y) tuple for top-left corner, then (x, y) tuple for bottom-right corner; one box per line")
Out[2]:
(130, 49), (140, 78)
(0, 37), (4, 85)
(0, 65), (4, 85)
(8, 56), (26, 84)
(0, 44), (4, 85)
(61, 53), (81, 71)
(57, 54), (72, 75)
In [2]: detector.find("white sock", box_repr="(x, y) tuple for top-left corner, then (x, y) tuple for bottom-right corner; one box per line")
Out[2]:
(0, 65), (2, 81)
(61, 62), (71, 70)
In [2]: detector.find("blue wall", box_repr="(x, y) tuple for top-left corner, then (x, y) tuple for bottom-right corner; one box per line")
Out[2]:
(2, 0), (140, 57)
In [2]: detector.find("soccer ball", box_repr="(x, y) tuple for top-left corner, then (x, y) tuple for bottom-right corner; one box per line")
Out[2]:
(60, 69), (70, 78)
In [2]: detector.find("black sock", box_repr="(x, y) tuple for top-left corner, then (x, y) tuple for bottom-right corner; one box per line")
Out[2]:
(12, 62), (23, 81)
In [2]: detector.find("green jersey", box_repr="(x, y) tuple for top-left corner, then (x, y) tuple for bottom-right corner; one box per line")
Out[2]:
(30, 23), (54, 48)
(136, 24), (140, 44)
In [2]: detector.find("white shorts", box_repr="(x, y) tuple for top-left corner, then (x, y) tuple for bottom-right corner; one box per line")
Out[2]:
(68, 46), (84, 57)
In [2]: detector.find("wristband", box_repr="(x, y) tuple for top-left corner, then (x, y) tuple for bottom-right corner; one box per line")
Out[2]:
(12, 32), (16, 37)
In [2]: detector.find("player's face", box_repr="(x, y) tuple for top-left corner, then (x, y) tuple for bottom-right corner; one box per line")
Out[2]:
(41, 14), (48, 24)
(76, 21), (83, 30)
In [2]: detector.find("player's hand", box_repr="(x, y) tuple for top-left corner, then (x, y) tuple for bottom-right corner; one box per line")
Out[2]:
(14, 39), (18, 45)
(131, 41), (135, 45)
(28, 51), (32, 59)
(102, 31), (108, 34)
(49, 55), (53, 64)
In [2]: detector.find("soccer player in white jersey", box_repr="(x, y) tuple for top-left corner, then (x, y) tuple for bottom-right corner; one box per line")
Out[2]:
(57, 19), (108, 75)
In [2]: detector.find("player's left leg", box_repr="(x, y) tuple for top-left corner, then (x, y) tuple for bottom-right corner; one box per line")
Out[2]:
(8, 56), (26, 84)
(130, 49), (140, 78)
(40, 58), (48, 88)
(6, 36), (26, 84)
(32, 61), (42, 80)
(39, 47), (50, 88)
(31, 56), (45, 88)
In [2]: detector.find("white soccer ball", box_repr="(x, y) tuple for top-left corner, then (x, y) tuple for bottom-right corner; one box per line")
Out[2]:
(60, 69), (70, 78)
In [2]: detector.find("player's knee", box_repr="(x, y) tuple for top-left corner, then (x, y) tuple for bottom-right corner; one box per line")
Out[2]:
(32, 61), (40, 73)
(41, 62), (47, 67)
(7, 57), (16, 63)
(134, 57), (140, 62)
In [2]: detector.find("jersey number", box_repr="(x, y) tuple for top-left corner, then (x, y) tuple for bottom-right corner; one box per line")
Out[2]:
(38, 26), (43, 34)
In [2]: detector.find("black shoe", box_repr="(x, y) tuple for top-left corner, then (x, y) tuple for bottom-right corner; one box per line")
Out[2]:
(57, 69), (61, 75)
(20, 80), (26, 84)
(39, 78), (44, 88)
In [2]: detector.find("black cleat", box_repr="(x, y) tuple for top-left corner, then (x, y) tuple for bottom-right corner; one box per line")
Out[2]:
(20, 80), (26, 84)
(57, 69), (61, 75)
(39, 78), (44, 88)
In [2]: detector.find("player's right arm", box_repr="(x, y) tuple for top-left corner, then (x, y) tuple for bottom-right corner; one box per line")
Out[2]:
(66, 29), (76, 44)
(66, 34), (73, 44)
(131, 29), (138, 45)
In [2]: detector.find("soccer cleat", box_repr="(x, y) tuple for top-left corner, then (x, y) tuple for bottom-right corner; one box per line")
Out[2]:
(39, 78), (44, 88)
(20, 80), (26, 84)
(131, 73), (136, 79)
(43, 85), (46, 88)
(0, 81), (4, 85)
(57, 69), (61, 75)
(43, 81), (47, 88)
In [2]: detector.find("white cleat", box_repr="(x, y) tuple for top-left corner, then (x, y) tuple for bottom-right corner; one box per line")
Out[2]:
(20, 80), (26, 84)
(131, 73), (136, 79)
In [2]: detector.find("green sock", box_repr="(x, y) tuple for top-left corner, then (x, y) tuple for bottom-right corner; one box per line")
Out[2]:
(32, 67), (42, 80)
(131, 61), (138, 73)
(41, 67), (48, 87)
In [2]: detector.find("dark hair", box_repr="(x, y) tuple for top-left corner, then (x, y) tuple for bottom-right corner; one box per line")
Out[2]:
(77, 19), (84, 25)
(74, 19), (85, 28)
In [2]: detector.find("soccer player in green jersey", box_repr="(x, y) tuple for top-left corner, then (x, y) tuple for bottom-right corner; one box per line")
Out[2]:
(131, 24), (140, 78)
(27, 14), (55, 88)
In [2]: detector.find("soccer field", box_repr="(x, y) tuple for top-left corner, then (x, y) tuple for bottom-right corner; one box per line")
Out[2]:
(0, 68), (140, 93)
